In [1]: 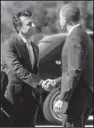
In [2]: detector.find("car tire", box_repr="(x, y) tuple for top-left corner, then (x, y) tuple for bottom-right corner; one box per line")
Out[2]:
(43, 86), (62, 124)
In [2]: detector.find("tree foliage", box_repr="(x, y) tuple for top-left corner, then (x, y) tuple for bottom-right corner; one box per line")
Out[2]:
(1, 1), (93, 43)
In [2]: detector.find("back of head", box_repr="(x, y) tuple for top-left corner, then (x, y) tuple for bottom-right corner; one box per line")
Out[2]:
(60, 3), (80, 24)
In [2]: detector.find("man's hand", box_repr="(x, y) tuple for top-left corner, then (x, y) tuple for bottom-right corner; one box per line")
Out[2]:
(53, 100), (63, 114)
(42, 79), (56, 91)
(39, 79), (56, 92)
(53, 100), (68, 114)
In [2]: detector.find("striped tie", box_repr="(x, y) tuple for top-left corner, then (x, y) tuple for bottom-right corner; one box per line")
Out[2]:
(26, 42), (35, 69)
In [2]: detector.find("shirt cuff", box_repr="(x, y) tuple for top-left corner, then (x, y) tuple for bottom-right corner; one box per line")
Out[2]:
(39, 79), (43, 86)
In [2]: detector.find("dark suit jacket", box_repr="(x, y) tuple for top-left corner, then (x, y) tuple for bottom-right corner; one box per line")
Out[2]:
(59, 26), (93, 102)
(1, 34), (41, 103)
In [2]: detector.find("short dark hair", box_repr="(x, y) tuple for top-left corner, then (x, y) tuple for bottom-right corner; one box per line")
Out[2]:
(13, 10), (32, 33)
(60, 3), (80, 24)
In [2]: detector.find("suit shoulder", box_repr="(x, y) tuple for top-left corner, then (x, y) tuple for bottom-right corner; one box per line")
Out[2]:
(68, 27), (85, 46)
(68, 34), (81, 46)
(3, 34), (18, 47)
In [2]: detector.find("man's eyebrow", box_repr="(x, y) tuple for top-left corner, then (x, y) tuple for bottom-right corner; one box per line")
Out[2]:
(26, 21), (32, 24)
(27, 21), (32, 23)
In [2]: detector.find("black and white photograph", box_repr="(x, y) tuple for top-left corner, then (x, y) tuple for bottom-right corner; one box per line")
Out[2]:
(1, 1), (93, 127)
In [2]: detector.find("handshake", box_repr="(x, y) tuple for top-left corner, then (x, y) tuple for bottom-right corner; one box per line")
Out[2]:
(39, 79), (56, 92)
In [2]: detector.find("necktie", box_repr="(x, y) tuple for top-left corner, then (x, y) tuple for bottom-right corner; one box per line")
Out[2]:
(26, 42), (35, 69)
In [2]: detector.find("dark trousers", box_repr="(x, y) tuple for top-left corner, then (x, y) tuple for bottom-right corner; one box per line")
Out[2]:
(3, 84), (38, 127)
(62, 82), (93, 127)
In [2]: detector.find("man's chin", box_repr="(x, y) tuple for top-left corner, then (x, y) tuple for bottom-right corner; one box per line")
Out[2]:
(30, 36), (35, 42)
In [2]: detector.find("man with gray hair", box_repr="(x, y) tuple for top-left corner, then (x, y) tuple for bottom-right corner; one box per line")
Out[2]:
(46, 3), (93, 127)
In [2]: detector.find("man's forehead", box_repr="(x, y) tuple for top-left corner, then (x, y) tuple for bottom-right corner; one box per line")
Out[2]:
(20, 16), (33, 24)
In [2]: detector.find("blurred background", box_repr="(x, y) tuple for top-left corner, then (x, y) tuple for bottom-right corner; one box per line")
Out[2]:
(1, 1), (93, 44)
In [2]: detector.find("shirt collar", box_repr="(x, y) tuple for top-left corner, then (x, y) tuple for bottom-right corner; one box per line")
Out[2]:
(19, 32), (30, 43)
(68, 24), (80, 36)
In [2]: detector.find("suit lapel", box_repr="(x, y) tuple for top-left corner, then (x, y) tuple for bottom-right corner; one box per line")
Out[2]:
(15, 34), (38, 69)
(15, 34), (33, 68)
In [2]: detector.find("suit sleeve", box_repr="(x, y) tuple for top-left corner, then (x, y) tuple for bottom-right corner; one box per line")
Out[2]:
(55, 76), (61, 85)
(2, 41), (41, 89)
(59, 37), (85, 101)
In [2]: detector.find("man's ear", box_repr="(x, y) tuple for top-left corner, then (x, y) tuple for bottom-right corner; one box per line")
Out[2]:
(66, 19), (73, 25)
(20, 27), (25, 34)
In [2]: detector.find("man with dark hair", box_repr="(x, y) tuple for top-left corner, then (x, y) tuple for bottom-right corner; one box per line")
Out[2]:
(1, 9), (53, 126)
(46, 3), (93, 127)
(13, 10), (33, 33)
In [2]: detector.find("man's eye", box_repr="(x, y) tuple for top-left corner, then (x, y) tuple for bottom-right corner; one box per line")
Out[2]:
(27, 22), (32, 26)
(27, 22), (35, 27)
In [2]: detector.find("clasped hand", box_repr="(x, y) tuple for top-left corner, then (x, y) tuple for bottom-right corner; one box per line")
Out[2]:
(41, 79), (56, 92)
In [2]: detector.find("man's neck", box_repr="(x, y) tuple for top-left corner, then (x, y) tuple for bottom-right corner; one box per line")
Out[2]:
(19, 32), (34, 43)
